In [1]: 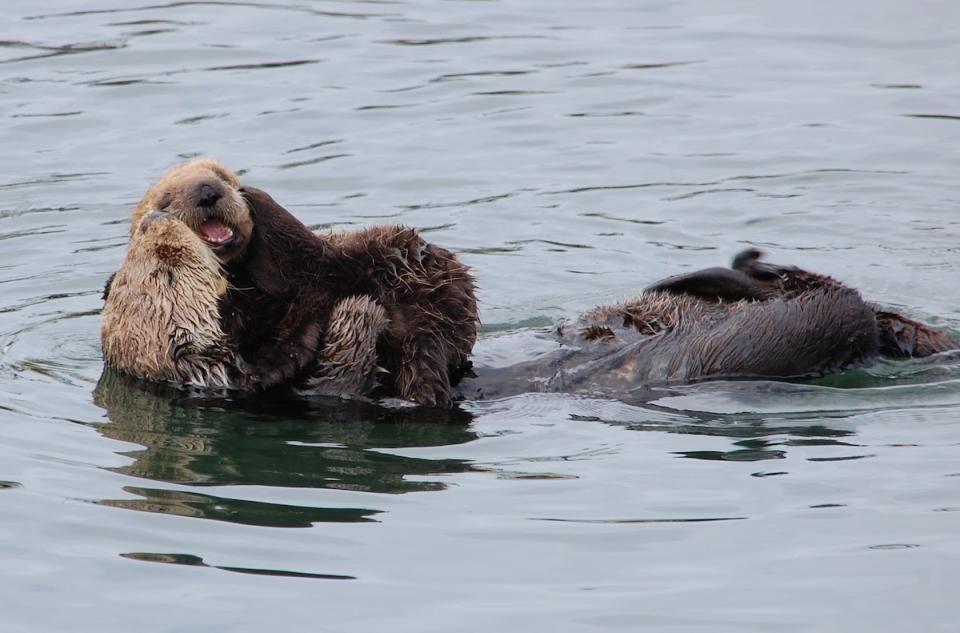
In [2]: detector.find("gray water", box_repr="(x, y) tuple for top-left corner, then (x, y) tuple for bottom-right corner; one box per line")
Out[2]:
(2, 1), (960, 631)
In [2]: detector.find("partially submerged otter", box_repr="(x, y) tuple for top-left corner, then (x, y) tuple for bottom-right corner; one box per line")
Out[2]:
(102, 160), (957, 407)
(227, 186), (478, 405)
(104, 159), (479, 404)
(455, 249), (958, 401)
(101, 211), (238, 388)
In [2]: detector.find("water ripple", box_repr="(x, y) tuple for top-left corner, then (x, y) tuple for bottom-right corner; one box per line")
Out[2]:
(26, 2), (384, 21)
(382, 35), (552, 46)
(277, 154), (350, 169)
(532, 516), (747, 524)
(904, 114), (960, 121)
(0, 40), (122, 65)
(285, 139), (343, 154)
(204, 59), (320, 72)
(0, 172), (109, 191)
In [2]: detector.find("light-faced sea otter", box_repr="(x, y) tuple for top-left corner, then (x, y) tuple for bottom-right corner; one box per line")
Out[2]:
(101, 210), (238, 388)
(103, 159), (479, 405)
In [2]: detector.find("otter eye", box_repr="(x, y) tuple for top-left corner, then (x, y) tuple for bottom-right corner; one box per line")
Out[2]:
(157, 194), (173, 211)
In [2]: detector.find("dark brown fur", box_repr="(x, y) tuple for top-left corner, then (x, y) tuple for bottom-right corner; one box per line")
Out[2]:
(219, 185), (478, 406)
(457, 250), (958, 401)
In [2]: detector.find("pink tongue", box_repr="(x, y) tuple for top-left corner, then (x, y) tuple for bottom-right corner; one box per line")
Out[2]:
(199, 218), (234, 244)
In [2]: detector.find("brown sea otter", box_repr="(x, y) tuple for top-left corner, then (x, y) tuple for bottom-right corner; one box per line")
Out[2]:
(454, 249), (958, 401)
(104, 159), (479, 405)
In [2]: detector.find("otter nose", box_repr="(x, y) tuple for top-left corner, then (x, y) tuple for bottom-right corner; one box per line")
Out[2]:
(196, 182), (222, 208)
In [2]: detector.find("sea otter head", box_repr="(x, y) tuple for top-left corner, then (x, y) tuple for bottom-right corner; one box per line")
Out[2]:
(132, 158), (253, 263)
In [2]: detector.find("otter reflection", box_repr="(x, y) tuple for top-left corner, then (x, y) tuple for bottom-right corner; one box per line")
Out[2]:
(93, 369), (477, 527)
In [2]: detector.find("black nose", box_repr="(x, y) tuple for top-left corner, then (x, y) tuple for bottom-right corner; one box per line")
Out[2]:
(196, 182), (222, 208)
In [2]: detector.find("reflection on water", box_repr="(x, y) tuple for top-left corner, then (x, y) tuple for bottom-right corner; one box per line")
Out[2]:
(120, 552), (356, 580)
(93, 368), (478, 525)
(100, 486), (381, 528)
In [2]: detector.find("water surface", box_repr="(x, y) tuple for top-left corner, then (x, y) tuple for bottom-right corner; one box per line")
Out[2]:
(2, 1), (960, 631)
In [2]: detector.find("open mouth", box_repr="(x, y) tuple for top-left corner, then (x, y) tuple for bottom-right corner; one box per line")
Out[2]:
(198, 216), (235, 247)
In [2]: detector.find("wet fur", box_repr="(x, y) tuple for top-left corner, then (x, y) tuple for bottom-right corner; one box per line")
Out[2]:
(104, 159), (479, 405)
(101, 213), (238, 388)
(456, 250), (957, 401)
(223, 185), (478, 406)
(131, 159), (253, 264)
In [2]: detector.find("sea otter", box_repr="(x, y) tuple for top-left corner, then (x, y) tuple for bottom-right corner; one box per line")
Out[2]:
(101, 210), (239, 388)
(225, 186), (478, 405)
(455, 249), (958, 401)
(104, 159), (479, 405)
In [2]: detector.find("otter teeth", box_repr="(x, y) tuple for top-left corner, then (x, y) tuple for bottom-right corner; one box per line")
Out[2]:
(199, 216), (234, 245)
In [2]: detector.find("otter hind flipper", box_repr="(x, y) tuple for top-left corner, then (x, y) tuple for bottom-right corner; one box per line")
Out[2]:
(645, 267), (769, 302)
(731, 248), (792, 281)
(645, 249), (798, 302)
(732, 249), (846, 297)
(874, 310), (959, 358)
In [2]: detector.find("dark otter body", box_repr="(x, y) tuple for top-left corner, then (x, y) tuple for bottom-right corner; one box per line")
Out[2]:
(457, 250), (957, 401)
(221, 186), (478, 406)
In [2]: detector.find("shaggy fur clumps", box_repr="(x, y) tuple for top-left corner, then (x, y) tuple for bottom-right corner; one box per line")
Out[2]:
(102, 159), (479, 406)
(455, 249), (958, 401)
(101, 212), (238, 388)
(305, 295), (389, 397)
(221, 185), (478, 406)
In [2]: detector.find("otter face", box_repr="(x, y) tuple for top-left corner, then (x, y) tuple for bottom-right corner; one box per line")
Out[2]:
(131, 158), (253, 263)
